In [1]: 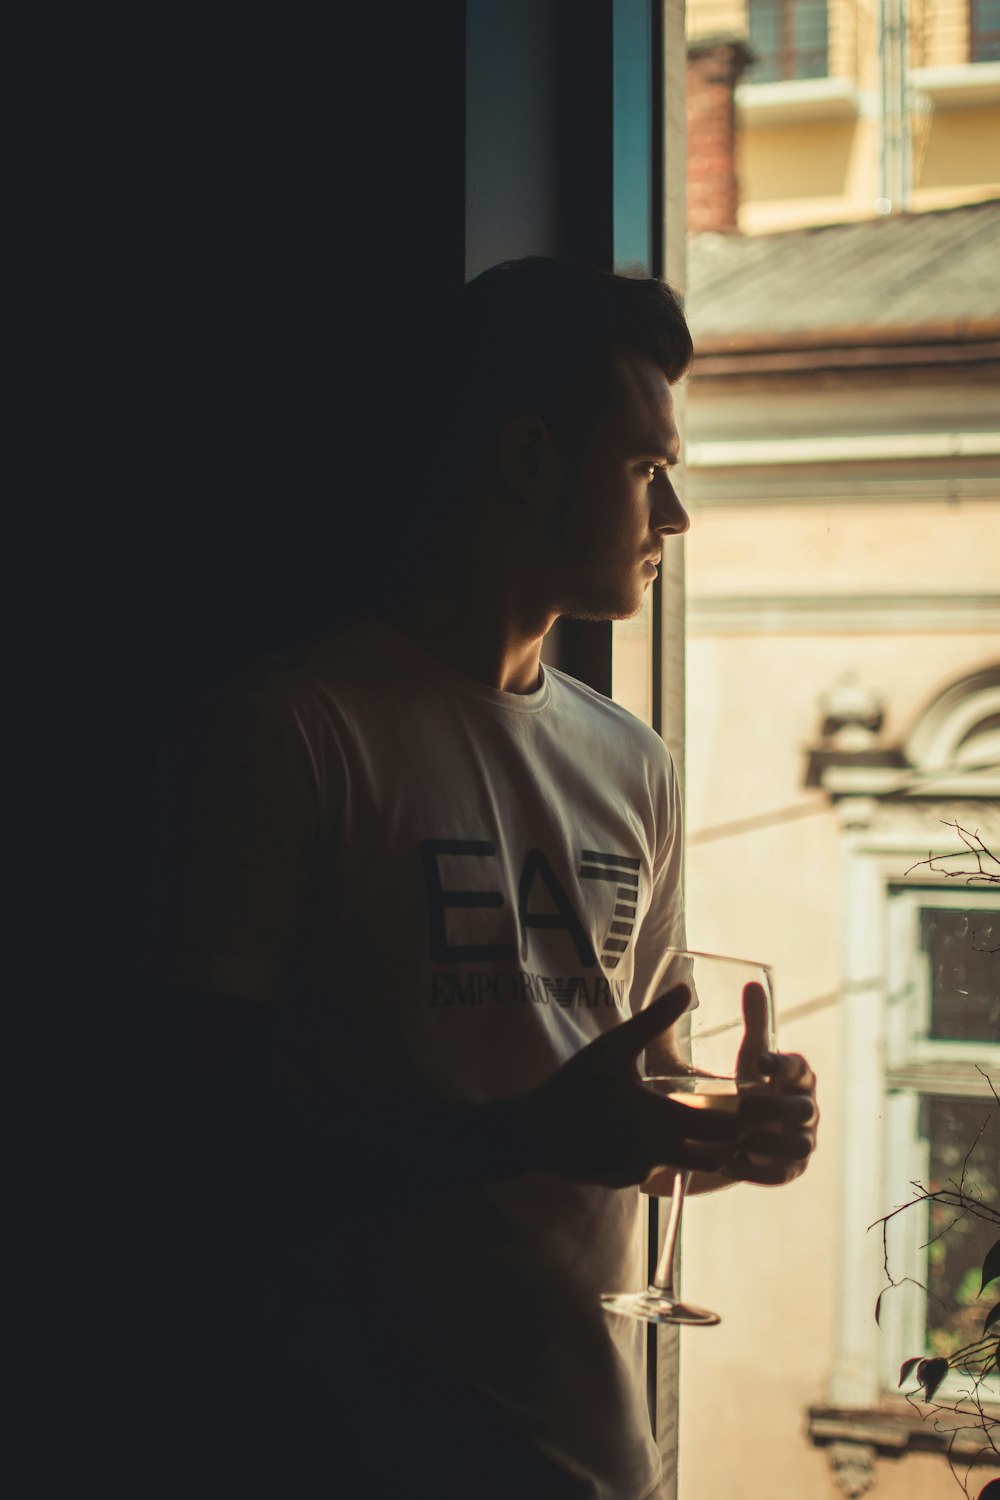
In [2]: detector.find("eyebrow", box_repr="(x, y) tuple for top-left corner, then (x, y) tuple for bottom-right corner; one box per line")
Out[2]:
(634, 432), (681, 464)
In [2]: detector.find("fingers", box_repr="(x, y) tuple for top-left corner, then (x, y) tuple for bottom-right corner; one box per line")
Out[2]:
(761, 1051), (815, 1092)
(656, 1139), (736, 1174)
(746, 1053), (819, 1134)
(720, 1073), (819, 1186)
(737, 1085), (816, 1154)
(735, 982), (771, 1081)
(641, 1108), (811, 1179)
(722, 1156), (803, 1187)
(629, 1088), (743, 1181)
(736, 1128), (814, 1162)
(640, 1129), (744, 1183)
(659, 1095), (743, 1142)
(739, 1090), (815, 1126)
(617, 985), (692, 1057)
(646, 1071), (816, 1162)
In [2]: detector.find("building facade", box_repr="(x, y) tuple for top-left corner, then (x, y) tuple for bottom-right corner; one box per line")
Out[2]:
(687, 0), (1000, 231)
(678, 6), (1000, 1495)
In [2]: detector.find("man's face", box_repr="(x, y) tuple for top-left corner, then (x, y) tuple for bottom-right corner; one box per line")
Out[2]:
(544, 348), (689, 621)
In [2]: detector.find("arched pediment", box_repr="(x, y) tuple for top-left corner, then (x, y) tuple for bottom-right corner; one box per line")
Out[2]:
(905, 666), (1000, 775)
(808, 665), (1000, 800)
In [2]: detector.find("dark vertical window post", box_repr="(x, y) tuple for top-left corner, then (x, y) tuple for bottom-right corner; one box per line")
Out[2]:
(612, 0), (675, 1455)
(465, 4), (681, 1473)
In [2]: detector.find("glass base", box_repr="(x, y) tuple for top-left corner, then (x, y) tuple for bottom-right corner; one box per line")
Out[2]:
(600, 1287), (721, 1326)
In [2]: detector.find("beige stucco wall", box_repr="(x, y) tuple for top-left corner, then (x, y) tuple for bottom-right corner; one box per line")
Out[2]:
(679, 634), (999, 1500)
(684, 501), (1000, 603)
(738, 118), (857, 203)
(915, 105), (1000, 192)
(736, 98), (1000, 234)
(675, 479), (1000, 1496)
(912, 0), (971, 69)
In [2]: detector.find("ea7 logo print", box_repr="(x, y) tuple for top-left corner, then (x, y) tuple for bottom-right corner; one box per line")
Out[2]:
(578, 849), (639, 970)
(419, 838), (639, 968)
(428, 968), (629, 1009)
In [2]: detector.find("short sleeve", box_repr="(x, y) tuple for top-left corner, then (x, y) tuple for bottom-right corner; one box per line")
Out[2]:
(133, 688), (320, 1003)
(627, 749), (688, 1015)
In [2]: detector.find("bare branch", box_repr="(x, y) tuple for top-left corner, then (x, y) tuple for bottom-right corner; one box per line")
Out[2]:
(978, 1066), (1000, 1109)
(904, 821), (1000, 885)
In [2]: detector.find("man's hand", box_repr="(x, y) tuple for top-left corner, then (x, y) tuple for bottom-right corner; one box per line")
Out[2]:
(526, 986), (749, 1187)
(721, 980), (819, 1187)
(401, 982), (817, 1200)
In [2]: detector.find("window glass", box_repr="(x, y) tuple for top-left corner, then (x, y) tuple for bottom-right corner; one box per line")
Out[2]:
(919, 906), (1000, 1042)
(748, 0), (828, 83)
(792, 0), (828, 76)
(971, 0), (1000, 63)
(920, 1096), (1000, 1358)
(748, 0), (781, 82)
(750, 4), (781, 48)
(753, 7), (780, 45)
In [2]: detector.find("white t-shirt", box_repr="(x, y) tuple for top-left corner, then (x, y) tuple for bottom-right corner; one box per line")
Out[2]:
(138, 615), (685, 1500)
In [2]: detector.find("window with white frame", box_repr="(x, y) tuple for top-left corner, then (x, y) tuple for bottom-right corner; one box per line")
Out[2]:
(881, 885), (999, 1400)
(746, 0), (829, 82)
(971, 0), (1000, 64)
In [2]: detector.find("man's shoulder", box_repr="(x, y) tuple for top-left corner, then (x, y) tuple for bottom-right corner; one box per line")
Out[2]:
(186, 616), (385, 723)
(544, 665), (675, 762)
(244, 615), (379, 690)
(153, 620), (382, 782)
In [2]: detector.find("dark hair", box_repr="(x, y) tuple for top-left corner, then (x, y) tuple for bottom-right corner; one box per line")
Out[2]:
(169, 257), (691, 697)
(440, 257), (693, 476)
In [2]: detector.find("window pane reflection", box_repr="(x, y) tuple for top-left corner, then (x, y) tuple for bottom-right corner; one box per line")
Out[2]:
(920, 906), (1000, 1042)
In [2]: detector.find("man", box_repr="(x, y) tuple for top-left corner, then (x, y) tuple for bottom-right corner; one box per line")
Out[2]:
(135, 258), (817, 1498)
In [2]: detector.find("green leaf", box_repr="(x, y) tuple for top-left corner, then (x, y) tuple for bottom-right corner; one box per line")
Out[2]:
(985, 1301), (1000, 1337)
(875, 1290), (886, 1327)
(916, 1356), (949, 1403)
(957, 1266), (983, 1307)
(898, 1357), (922, 1388)
(981, 1239), (1000, 1295)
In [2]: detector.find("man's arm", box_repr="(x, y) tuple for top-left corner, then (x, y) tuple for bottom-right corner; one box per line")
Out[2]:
(137, 981), (814, 1232)
(136, 694), (814, 1215)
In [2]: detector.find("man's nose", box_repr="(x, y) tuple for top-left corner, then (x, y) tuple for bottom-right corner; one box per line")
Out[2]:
(652, 477), (690, 536)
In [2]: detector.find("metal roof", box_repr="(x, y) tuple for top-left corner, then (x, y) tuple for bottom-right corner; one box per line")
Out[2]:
(686, 198), (1000, 348)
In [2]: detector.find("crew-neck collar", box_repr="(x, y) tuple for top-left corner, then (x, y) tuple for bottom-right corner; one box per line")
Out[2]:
(364, 615), (552, 713)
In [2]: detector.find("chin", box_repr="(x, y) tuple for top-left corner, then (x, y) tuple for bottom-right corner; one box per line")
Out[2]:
(561, 592), (646, 624)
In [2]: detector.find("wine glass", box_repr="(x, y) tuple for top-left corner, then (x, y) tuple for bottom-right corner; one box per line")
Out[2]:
(600, 948), (776, 1326)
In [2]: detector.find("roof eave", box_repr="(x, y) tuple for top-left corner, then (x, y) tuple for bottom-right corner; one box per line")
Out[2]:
(690, 325), (1000, 377)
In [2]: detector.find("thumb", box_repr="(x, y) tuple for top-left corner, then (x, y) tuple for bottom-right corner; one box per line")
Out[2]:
(736, 981), (770, 1081)
(615, 984), (692, 1059)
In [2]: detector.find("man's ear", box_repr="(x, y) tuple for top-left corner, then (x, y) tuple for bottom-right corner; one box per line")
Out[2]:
(498, 414), (564, 507)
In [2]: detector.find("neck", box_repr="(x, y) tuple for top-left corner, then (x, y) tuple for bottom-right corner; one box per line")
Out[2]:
(378, 582), (555, 695)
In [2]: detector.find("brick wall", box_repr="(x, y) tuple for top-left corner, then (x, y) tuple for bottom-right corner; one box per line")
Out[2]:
(687, 38), (755, 234)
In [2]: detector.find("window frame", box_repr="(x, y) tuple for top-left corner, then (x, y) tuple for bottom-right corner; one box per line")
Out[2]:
(828, 819), (1000, 1419)
(886, 885), (999, 1081)
(881, 885), (999, 1402)
(970, 0), (1000, 65)
(747, 0), (830, 84)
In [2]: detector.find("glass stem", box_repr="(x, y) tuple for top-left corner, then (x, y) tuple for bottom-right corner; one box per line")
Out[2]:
(651, 1169), (690, 1294)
